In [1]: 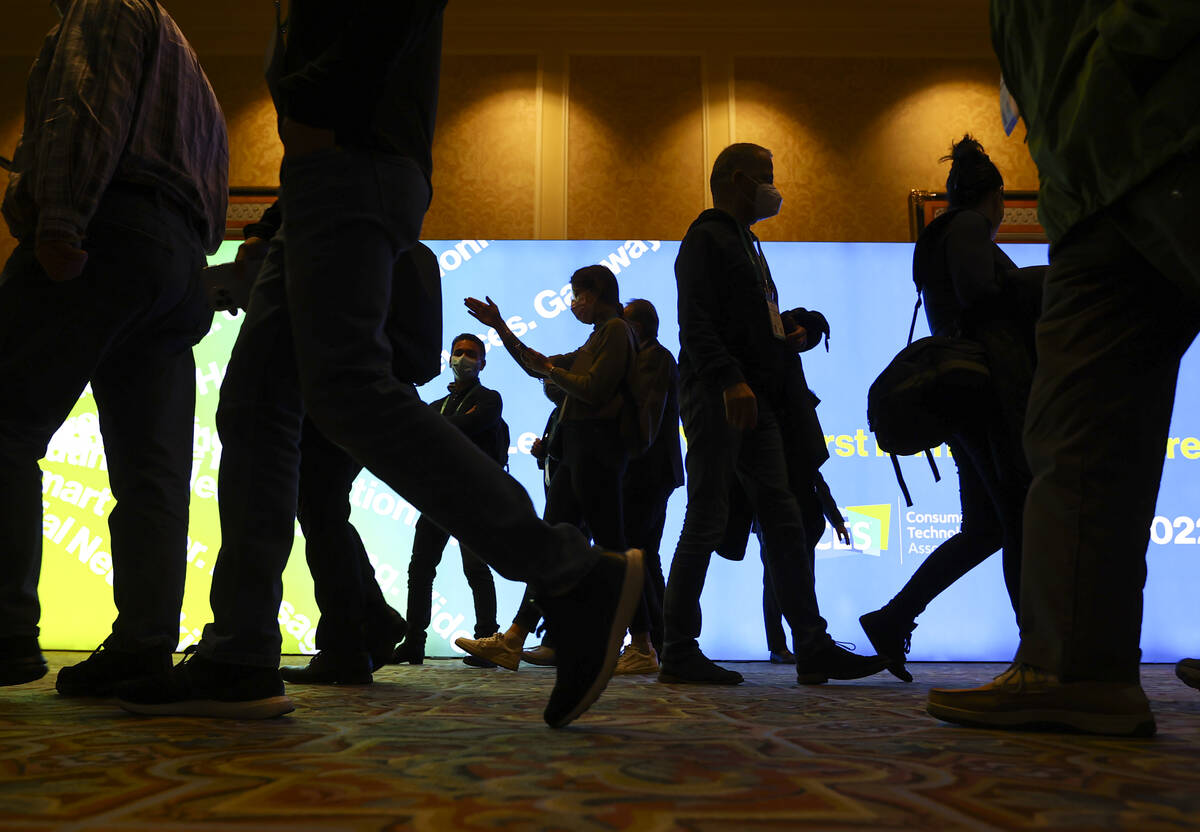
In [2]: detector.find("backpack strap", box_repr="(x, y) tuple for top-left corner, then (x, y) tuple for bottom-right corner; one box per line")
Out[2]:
(925, 449), (941, 482)
(907, 293), (923, 347)
(891, 453), (913, 508)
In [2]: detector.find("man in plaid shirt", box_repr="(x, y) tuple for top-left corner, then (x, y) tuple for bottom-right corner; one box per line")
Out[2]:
(0, 0), (227, 693)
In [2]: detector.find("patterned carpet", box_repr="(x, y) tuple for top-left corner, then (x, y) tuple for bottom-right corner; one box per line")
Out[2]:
(1, 655), (1198, 831)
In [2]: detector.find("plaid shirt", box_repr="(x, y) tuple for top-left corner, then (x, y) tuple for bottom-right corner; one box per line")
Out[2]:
(2, 0), (228, 253)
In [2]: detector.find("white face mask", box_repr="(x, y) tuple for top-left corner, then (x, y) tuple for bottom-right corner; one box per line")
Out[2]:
(450, 355), (479, 382)
(753, 182), (783, 222)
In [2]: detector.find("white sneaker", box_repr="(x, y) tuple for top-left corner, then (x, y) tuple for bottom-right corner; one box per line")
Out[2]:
(455, 633), (521, 671)
(614, 644), (659, 675)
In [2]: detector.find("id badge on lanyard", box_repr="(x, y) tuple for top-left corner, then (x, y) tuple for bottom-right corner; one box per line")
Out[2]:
(740, 228), (787, 340)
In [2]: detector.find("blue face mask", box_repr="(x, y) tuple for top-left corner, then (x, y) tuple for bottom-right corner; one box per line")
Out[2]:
(450, 355), (479, 381)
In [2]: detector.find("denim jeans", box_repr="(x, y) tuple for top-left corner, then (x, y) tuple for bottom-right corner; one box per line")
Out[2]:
(200, 148), (595, 666)
(296, 417), (401, 652)
(1015, 210), (1200, 683)
(407, 515), (498, 640)
(663, 383), (831, 662)
(0, 188), (209, 650)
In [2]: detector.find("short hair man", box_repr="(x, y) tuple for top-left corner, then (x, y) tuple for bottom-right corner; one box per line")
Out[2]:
(391, 333), (506, 667)
(660, 142), (888, 685)
(0, 0), (227, 692)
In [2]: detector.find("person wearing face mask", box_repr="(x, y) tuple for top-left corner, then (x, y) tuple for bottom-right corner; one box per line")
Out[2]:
(659, 142), (890, 686)
(458, 266), (636, 670)
(391, 334), (505, 667)
(859, 136), (1044, 683)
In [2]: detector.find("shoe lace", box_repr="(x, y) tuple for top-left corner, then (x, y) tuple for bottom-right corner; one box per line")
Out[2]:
(902, 622), (917, 655)
(833, 640), (858, 652)
(996, 662), (1044, 691)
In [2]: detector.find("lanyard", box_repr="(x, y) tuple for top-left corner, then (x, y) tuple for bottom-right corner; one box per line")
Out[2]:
(736, 225), (776, 302)
(440, 384), (479, 416)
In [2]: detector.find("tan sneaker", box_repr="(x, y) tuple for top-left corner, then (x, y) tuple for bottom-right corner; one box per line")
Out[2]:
(520, 644), (557, 666)
(926, 663), (1155, 737)
(455, 633), (521, 671)
(614, 644), (659, 675)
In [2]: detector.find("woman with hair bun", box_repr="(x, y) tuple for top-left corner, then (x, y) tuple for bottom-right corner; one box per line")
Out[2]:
(859, 135), (1045, 681)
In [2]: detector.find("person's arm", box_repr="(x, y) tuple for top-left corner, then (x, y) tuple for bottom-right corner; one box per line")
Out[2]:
(242, 201), (281, 243)
(276, 1), (446, 133)
(640, 348), (672, 444)
(464, 296), (554, 379)
(814, 473), (851, 545)
(32, 0), (155, 259)
(676, 229), (744, 391)
(445, 388), (502, 436)
(547, 319), (632, 406)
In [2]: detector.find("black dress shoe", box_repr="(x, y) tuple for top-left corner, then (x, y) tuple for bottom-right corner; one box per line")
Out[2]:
(280, 650), (373, 685)
(0, 636), (47, 687)
(796, 642), (890, 685)
(658, 650), (744, 684)
(769, 648), (796, 665)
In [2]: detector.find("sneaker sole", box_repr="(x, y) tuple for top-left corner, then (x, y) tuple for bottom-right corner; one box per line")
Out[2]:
(657, 670), (743, 684)
(117, 696), (295, 720)
(547, 548), (643, 728)
(456, 643), (520, 671)
(520, 655), (557, 667)
(925, 700), (1156, 738)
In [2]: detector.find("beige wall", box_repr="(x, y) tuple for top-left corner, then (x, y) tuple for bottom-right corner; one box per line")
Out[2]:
(0, 0), (1036, 263)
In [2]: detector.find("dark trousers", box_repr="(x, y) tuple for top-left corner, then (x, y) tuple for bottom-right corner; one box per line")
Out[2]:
(625, 479), (673, 653)
(1015, 211), (1199, 683)
(513, 419), (627, 633)
(199, 148), (596, 667)
(761, 483), (827, 653)
(663, 385), (830, 662)
(296, 418), (401, 651)
(407, 514), (498, 640)
(0, 189), (209, 651)
(883, 431), (1019, 622)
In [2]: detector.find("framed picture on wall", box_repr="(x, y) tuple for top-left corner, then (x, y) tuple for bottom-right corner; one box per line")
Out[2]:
(908, 189), (1046, 243)
(225, 187), (278, 240)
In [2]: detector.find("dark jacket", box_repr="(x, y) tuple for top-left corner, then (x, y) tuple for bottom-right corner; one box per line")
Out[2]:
(625, 341), (684, 495)
(429, 380), (506, 465)
(676, 208), (795, 403)
(270, 0), (445, 180)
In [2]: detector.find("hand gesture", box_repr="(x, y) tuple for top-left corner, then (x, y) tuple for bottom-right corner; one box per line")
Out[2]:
(464, 295), (504, 330)
(835, 523), (851, 546)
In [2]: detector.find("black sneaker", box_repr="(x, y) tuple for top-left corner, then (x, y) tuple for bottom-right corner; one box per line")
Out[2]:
(769, 648), (796, 665)
(116, 651), (293, 719)
(56, 643), (173, 697)
(536, 548), (643, 728)
(280, 650), (372, 685)
(462, 654), (497, 668)
(796, 642), (891, 685)
(859, 607), (916, 682)
(658, 651), (744, 684)
(1177, 658), (1200, 691)
(0, 636), (46, 687)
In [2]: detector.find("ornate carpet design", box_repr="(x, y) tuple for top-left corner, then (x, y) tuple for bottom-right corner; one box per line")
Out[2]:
(2, 656), (1198, 830)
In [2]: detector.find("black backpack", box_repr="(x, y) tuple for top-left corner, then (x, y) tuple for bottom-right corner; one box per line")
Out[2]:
(867, 294), (991, 505)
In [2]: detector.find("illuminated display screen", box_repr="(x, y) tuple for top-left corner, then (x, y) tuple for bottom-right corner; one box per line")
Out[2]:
(37, 239), (1200, 662)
